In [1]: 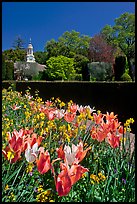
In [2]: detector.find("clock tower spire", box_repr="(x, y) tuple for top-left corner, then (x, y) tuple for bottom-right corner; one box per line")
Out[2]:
(26, 38), (35, 63)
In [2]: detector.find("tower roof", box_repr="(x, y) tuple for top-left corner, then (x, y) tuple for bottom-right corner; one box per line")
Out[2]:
(27, 38), (33, 48)
(27, 43), (33, 48)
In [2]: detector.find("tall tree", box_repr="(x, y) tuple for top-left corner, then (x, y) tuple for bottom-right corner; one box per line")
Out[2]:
(88, 34), (116, 64)
(3, 49), (26, 62)
(2, 54), (6, 80)
(5, 61), (14, 80)
(58, 30), (90, 57)
(101, 12), (135, 80)
(34, 51), (47, 65)
(44, 30), (90, 76)
(12, 35), (25, 50)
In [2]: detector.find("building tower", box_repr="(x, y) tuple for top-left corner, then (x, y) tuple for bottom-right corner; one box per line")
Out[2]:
(26, 38), (35, 62)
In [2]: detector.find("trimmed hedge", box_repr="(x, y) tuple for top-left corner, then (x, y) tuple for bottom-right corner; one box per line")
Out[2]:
(2, 81), (136, 132)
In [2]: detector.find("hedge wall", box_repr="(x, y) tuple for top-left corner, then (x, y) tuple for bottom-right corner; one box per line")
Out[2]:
(2, 81), (136, 133)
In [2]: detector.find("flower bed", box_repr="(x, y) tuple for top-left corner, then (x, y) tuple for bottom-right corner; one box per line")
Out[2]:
(2, 86), (135, 202)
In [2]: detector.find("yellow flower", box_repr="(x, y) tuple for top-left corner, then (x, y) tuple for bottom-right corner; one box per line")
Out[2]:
(91, 180), (95, 185)
(8, 192), (15, 201)
(130, 118), (134, 123)
(26, 163), (34, 173)
(120, 137), (126, 142)
(98, 172), (106, 181)
(39, 112), (45, 120)
(4, 184), (9, 191)
(36, 189), (53, 202)
(7, 151), (14, 160)
(60, 101), (65, 108)
(97, 110), (101, 114)
(79, 125), (86, 131)
(64, 132), (70, 143)
(68, 124), (71, 132)
(45, 190), (51, 196)
(82, 173), (87, 178)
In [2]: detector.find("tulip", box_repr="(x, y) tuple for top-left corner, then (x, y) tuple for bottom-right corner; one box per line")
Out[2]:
(64, 111), (76, 123)
(36, 150), (51, 174)
(25, 142), (39, 163)
(56, 163), (72, 196)
(107, 132), (120, 148)
(69, 163), (89, 185)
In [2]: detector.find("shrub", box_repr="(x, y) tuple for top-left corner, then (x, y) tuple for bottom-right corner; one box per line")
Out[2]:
(120, 73), (132, 81)
(114, 56), (126, 81)
(46, 55), (76, 81)
(88, 62), (113, 81)
(74, 73), (82, 81)
(5, 61), (14, 80)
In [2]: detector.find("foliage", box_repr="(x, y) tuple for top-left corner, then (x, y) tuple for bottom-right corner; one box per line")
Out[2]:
(88, 34), (116, 64)
(46, 55), (76, 81)
(88, 62), (113, 81)
(3, 49), (26, 63)
(2, 54), (6, 80)
(2, 86), (135, 202)
(101, 12), (135, 80)
(113, 56), (126, 81)
(82, 63), (90, 81)
(32, 71), (45, 81)
(34, 51), (48, 65)
(44, 30), (90, 75)
(45, 30), (90, 58)
(120, 73), (132, 82)
(12, 35), (25, 50)
(74, 73), (82, 81)
(73, 54), (89, 74)
(5, 61), (14, 80)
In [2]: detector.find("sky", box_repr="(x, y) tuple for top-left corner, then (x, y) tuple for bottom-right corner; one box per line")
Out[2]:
(2, 2), (135, 52)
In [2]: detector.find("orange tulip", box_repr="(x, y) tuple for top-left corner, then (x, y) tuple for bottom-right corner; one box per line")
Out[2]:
(107, 132), (120, 148)
(64, 111), (76, 123)
(54, 141), (90, 196)
(36, 150), (51, 174)
(105, 112), (117, 121)
(75, 141), (91, 163)
(93, 112), (103, 124)
(57, 141), (91, 166)
(55, 161), (89, 196)
(69, 163), (89, 185)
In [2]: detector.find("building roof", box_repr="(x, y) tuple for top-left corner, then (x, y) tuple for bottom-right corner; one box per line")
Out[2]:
(27, 43), (33, 49)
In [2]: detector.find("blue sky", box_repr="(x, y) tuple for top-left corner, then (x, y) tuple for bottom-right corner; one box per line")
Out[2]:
(2, 2), (135, 52)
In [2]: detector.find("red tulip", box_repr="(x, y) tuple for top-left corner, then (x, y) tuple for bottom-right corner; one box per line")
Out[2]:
(56, 163), (72, 196)
(36, 150), (51, 174)
(70, 103), (78, 113)
(56, 145), (65, 160)
(2, 146), (22, 163)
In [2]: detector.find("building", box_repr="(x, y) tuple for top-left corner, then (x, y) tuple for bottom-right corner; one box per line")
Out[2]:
(26, 38), (36, 63)
(14, 38), (46, 80)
